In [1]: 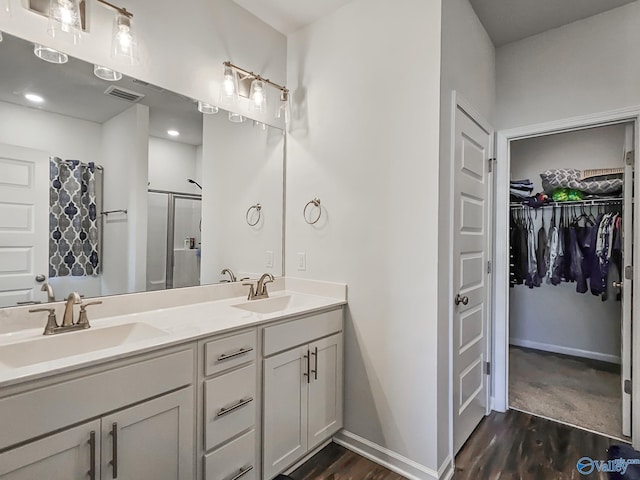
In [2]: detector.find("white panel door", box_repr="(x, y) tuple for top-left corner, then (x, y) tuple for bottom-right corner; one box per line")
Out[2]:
(262, 346), (308, 480)
(0, 143), (49, 307)
(101, 387), (194, 480)
(452, 105), (492, 454)
(621, 125), (634, 438)
(0, 420), (100, 480)
(308, 333), (343, 450)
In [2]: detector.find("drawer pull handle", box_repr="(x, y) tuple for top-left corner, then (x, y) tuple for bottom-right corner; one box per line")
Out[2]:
(217, 347), (254, 362)
(217, 397), (254, 418)
(228, 465), (254, 480)
(88, 430), (96, 480)
(109, 422), (118, 478)
(303, 350), (310, 384)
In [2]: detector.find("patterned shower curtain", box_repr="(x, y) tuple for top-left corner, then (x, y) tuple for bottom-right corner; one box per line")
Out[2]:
(49, 157), (100, 277)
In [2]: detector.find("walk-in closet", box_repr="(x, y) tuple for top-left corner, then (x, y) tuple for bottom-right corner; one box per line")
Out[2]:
(508, 122), (633, 441)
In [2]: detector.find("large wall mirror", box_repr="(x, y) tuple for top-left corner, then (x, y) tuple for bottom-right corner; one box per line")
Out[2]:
(0, 32), (284, 308)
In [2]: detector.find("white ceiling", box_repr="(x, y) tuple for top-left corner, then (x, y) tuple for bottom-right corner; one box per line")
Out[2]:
(468, 0), (637, 47)
(0, 33), (204, 146)
(233, 0), (354, 34)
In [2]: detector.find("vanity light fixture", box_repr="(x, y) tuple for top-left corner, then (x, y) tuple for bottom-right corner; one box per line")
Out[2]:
(34, 44), (69, 64)
(220, 65), (238, 106)
(197, 101), (219, 115)
(167, 130), (180, 137)
(24, 93), (45, 103)
(228, 112), (245, 123)
(222, 61), (289, 122)
(96, 0), (138, 65)
(47, 0), (82, 44)
(94, 64), (123, 81)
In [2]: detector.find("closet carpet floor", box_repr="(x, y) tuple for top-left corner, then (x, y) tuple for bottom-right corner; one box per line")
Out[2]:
(509, 346), (624, 440)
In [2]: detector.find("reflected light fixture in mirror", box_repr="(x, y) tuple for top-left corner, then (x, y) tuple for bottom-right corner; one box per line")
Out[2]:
(47, 0), (82, 44)
(112, 12), (138, 64)
(34, 43), (69, 64)
(276, 90), (290, 123)
(228, 112), (244, 123)
(94, 64), (123, 81)
(24, 93), (45, 103)
(249, 79), (267, 113)
(167, 129), (180, 137)
(253, 120), (267, 131)
(220, 66), (238, 106)
(0, 31), (3, 42)
(3, 0), (9, 15)
(198, 101), (219, 115)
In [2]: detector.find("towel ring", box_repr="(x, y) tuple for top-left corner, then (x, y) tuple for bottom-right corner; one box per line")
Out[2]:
(246, 203), (262, 226)
(303, 198), (322, 225)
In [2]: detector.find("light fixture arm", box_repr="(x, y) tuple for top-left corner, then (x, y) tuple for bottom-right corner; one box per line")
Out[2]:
(223, 61), (288, 95)
(96, 0), (133, 18)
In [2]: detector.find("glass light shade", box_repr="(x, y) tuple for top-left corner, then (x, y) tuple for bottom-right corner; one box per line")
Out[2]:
(220, 66), (238, 106)
(275, 90), (290, 123)
(249, 79), (267, 113)
(34, 44), (69, 64)
(94, 65), (122, 81)
(112, 13), (138, 65)
(47, 0), (82, 44)
(253, 120), (267, 131)
(197, 101), (219, 115)
(228, 112), (244, 123)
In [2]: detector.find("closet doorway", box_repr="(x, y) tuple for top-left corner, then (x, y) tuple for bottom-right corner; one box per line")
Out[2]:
(493, 108), (640, 447)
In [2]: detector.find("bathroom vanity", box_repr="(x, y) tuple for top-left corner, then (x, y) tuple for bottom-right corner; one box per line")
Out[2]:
(0, 280), (346, 480)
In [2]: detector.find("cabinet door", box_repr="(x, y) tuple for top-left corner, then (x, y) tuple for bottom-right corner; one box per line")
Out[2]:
(262, 346), (308, 480)
(101, 387), (194, 480)
(0, 420), (100, 480)
(307, 333), (343, 450)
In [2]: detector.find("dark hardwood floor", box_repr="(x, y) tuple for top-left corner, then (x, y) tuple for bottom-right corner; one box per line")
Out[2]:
(289, 410), (622, 480)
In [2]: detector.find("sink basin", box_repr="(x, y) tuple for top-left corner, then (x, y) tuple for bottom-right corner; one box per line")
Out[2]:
(232, 295), (294, 314)
(0, 323), (168, 368)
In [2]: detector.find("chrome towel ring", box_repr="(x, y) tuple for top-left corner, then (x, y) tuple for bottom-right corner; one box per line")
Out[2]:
(304, 198), (321, 225)
(246, 203), (262, 226)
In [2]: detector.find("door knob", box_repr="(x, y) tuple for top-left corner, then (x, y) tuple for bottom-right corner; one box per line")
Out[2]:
(35, 274), (46, 283)
(455, 294), (469, 306)
(613, 281), (623, 289)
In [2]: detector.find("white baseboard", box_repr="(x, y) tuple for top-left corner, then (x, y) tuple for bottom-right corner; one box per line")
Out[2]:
(509, 338), (621, 364)
(333, 430), (450, 480)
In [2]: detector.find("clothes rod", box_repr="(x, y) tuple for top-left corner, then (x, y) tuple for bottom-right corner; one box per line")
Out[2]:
(510, 198), (623, 209)
(100, 209), (127, 216)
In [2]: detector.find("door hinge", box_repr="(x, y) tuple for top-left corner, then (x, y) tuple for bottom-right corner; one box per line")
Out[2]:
(488, 158), (496, 173)
(485, 361), (491, 376)
(625, 379), (632, 395)
(626, 151), (635, 167)
(487, 260), (492, 274)
(625, 265), (633, 281)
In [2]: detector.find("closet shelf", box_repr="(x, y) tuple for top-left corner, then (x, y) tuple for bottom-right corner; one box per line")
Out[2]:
(510, 198), (623, 209)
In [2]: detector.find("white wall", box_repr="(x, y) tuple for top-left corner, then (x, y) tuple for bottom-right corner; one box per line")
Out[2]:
(201, 115), (284, 283)
(148, 136), (201, 194)
(286, 0), (443, 475)
(0, 0), (287, 128)
(509, 125), (625, 362)
(101, 104), (149, 295)
(438, 0), (495, 466)
(496, 1), (640, 129)
(0, 100), (103, 299)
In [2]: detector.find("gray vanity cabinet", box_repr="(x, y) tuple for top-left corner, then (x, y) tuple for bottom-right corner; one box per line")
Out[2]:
(0, 420), (101, 480)
(262, 309), (343, 480)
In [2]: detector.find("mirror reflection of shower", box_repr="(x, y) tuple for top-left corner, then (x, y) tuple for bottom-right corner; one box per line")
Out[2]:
(146, 189), (202, 291)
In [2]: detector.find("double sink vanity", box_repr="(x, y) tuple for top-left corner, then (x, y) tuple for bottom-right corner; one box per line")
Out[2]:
(0, 278), (346, 480)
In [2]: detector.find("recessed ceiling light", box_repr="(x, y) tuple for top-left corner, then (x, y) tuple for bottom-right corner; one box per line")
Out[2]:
(167, 130), (180, 137)
(24, 93), (45, 103)
(33, 44), (68, 64)
(94, 65), (123, 82)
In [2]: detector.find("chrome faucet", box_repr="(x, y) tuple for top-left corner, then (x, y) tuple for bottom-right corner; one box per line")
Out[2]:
(62, 292), (82, 327)
(41, 282), (55, 303)
(220, 268), (237, 283)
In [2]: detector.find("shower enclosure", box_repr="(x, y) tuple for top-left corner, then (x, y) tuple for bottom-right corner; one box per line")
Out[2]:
(147, 189), (202, 290)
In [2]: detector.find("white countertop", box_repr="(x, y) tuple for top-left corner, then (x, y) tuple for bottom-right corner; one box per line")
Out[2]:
(0, 278), (347, 389)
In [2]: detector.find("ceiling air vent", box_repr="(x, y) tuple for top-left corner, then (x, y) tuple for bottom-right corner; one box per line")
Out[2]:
(104, 86), (145, 103)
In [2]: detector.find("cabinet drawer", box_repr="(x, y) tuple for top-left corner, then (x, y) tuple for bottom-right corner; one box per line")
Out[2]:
(263, 309), (342, 356)
(204, 429), (256, 480)
(205, 330), (257, 377)
(204, 364), (256, 451)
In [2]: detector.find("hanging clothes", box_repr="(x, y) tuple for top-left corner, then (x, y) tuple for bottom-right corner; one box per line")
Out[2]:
(525, 216), (541, 288)
(49, 157), (100, 277)
(536, 216), (548, 279)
